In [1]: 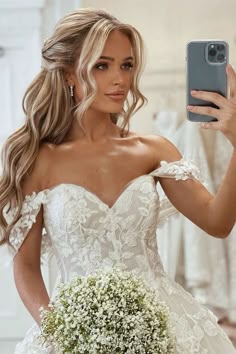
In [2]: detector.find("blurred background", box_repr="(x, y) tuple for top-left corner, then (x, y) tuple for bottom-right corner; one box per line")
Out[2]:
(0, 0), (236, 352)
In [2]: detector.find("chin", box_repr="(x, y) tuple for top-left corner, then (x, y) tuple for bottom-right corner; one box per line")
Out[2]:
(91, 101), (124, 115)
(108, 103), (125, 113)
(101, 106), (124, 115)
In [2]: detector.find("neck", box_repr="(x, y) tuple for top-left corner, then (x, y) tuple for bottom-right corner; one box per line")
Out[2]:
(66, 109), (121, 143)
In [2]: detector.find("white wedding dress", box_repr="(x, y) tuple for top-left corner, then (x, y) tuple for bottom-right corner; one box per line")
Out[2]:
(8, 160), (236, 353)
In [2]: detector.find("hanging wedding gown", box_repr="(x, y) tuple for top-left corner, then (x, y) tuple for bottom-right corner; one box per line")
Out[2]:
(212, 132), (236, 323)
(7, 160), (236, 353)
(176, 122), (228, 314)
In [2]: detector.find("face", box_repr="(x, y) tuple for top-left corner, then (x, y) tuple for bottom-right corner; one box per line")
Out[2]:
(74, 30), (134, 115)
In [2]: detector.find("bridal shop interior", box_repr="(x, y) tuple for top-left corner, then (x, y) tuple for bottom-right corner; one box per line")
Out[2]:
(0, 0), (236, 352)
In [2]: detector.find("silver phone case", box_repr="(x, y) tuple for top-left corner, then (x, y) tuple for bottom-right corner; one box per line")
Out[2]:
(186, 40), (228, 122)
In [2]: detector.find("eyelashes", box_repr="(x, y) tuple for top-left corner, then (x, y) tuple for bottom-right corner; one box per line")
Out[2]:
(94, 62), (134, 71)
(94, 63), (108, 70)
(121, 62), (134, 70)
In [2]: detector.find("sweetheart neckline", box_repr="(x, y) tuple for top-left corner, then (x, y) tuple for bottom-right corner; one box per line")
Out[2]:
(46, 174), (156, 210)
(25, 158), (190, 209)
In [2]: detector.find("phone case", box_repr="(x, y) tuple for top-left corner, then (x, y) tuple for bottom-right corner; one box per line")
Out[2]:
(186, 40), (228, 122)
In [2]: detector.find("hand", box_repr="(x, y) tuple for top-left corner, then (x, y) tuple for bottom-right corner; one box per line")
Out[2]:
(187, 64), (236, 148)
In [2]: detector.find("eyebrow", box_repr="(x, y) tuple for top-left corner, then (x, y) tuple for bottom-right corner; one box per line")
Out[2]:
(99, 56), (134, 61)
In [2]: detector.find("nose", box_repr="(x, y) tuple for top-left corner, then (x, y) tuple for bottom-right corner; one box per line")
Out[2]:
(112, 69), (124, 86)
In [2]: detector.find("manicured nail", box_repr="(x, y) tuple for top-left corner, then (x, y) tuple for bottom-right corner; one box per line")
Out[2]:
(187, 105), (194, 110)
(191, 90), (197, 95)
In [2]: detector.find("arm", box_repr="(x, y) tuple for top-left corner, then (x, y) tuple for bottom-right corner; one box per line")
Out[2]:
(154, 64), (236, 238)
(155, 138), (236, 238)
(13, 144), (52, 326)
(13, 207), (50, 326)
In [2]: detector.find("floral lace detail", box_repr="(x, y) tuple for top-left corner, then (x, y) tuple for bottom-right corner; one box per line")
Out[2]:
(151, 275), (233, 353)
(12, 160), (236, 353)
(151, 159), (202, 181)
(157, 196), (179, 226)
(14, 324), (54, 354)
(6, 190), (52, 263)
(43, 179), (163, 283)
(151, 159), (202, 226)
(171, 307), (232, 353)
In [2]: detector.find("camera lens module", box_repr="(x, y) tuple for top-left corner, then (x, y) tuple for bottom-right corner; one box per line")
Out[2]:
(209, 49), (217, 56)
(207, 42), (227, 64)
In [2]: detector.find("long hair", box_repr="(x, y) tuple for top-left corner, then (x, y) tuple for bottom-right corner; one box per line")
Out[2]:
(0, 8), (146, 247)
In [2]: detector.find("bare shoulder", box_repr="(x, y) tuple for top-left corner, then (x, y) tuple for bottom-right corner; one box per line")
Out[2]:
(21, 143), (54, 196)
(129, 131), (182, 165)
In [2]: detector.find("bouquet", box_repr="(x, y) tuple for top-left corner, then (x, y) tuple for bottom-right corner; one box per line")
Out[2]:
(39, 269), (175, 353)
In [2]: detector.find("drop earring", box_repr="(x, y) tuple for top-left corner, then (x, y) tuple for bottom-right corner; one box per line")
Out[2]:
(69, 85), (74, 97)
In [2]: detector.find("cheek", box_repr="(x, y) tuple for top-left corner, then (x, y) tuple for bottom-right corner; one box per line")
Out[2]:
(74, 86), (83, 101)
(127, 75), (132, 87)
(95, 80), (104, 93)
(122, 72), (133, 87)
(93, 74), (106, 91)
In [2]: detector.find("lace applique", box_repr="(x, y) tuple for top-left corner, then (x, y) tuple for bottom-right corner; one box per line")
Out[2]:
(152, 274), (233, 353)
(151, 159), (202, 181)
(5, 190), (52, 263)
(150, 159), (202, 226)
(14, 324), (54, 353)
(170, 307), (231, 354)
(45, 181), (164, 282)
(157, 196), (179, 226)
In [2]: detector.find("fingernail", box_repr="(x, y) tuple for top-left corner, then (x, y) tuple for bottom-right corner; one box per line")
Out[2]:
(191, 90), (197, 95)
(187, 105), (193, 110)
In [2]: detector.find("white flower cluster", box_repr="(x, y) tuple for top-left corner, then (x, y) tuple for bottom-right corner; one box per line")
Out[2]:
(39, 269), (175, 353)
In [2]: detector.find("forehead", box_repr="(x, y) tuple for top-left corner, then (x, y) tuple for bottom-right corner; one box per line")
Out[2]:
(102, 30), (132, 57)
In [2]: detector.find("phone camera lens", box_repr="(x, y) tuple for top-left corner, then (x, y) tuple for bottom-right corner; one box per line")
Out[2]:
(217, 53), (225, 62)
(209, 49), (217, 56)
(217, 44), (225, 51)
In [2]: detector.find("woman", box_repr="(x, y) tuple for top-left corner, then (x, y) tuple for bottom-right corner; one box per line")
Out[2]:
(0, 8), (236, 353)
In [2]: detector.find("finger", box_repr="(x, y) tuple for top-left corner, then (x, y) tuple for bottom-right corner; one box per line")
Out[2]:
(191, 90), (226, 108)
(226, 64), (236, 99)
(187, 105), (221, 120)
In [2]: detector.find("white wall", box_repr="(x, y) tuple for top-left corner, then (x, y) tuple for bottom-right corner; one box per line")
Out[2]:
(0, 1), (46, 353)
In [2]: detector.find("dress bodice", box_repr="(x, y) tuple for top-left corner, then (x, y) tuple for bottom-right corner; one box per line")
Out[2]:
(43, 175), (162, 283)
(7, 159), (201, 285)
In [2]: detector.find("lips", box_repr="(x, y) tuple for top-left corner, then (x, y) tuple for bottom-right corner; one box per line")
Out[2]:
(105, 91), (126, 101)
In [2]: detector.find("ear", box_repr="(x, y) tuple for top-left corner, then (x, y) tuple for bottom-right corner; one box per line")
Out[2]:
(64, 71), (75, 86)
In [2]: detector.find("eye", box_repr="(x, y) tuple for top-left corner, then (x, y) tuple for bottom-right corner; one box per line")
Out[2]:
(94, 62), (108, 70)
(121, 62), (134, 71)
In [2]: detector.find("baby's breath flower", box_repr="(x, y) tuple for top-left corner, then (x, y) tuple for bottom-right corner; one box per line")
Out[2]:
(39, 269), (175, 353)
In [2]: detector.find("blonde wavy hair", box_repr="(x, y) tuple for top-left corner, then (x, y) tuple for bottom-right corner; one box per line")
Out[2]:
(0, 8), (146, 248)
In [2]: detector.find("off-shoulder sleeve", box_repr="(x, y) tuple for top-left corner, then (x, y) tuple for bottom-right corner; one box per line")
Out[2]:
(150, 159), (202, 181)
(151, 159), (203, 226)
(3, 190), (52, 265)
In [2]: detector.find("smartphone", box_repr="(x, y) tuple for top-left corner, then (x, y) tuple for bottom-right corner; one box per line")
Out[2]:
(186, 40), (229, 122)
